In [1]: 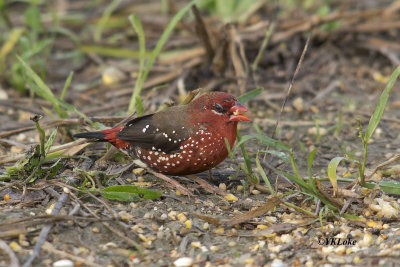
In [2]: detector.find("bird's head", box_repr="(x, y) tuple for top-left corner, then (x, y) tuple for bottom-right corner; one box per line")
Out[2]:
(189, 91), (250, 123)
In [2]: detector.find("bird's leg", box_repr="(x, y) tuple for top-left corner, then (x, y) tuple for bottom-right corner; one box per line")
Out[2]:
(148, 170), (194, 197)
(187, 175), (227, 196)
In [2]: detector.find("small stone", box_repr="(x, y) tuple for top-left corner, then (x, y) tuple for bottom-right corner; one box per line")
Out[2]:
(292, 97), (304, 112)
(228, 241), (237, 247)
(215, 227), (224, 235)
(173, 257), (193, 267)
(252, 189), (261, 195)
(53, 259), (74, 267)
(9, 241), (22, 252)
(210, 245), (219, 252)
(160, 213), (168, 220)
(224, 193), (238, 202)
(271, 258), (287, 267)
(185, 220), (192, 229)
(219, 183), (227, 191)
(191, 241), (201, 248)
(203, 222), (209, 230)
(177, 213), (187, 223)
(168, 211), (177, 220)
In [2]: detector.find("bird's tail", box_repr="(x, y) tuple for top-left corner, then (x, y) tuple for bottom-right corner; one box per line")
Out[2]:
(74, 127), (130, 149)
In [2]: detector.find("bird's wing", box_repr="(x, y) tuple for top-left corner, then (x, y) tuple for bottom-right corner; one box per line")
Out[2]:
(116, 106), (191, 153)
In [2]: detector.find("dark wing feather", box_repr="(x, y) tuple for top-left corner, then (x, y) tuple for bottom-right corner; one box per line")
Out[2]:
(116, 106), (191, 153)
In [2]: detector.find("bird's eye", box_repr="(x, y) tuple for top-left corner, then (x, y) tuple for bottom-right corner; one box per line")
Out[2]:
(213, 103), (224, 113)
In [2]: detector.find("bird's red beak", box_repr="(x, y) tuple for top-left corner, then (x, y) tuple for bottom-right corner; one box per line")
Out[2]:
(229, 102), (250, 122)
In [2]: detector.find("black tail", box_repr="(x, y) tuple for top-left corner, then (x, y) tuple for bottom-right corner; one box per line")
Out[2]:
(73, 131), (106, 140)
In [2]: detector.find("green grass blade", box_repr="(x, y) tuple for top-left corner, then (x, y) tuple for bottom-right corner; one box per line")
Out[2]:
(365, 65), (400, 141)
(258, 150), (290, 163)
(79, 45), (148, 58)
(237, 87), (263, 103)
(128, 14), (146, 113)
(307, 148), (318, 179)
(256, 153), (274, 194)
(60, 71), (73, 101)
(232, 134), (290, 155)
(101, 185), (162, 202)
(237, 130), (258, 184)
(44, 129), (57, 154)
(128, 0), (200, 111)
(327, 157), (360, 196)
(94, 0), (123, 41)
(379, 181), (400, 195)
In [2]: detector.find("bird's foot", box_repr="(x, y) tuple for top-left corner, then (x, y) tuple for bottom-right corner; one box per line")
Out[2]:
(149, 170), (194, 197)
(187, 175), (227, 196)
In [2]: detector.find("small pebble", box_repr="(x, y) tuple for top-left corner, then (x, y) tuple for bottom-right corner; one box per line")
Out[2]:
(185, 220), (192, 229)
(252, 189), (261, 195)
(271, 258), (288, 267)
(173, 257), (193, 267)
(53, 259), (74, 267)
(160, 213), (168, 220)
(219, 183), (227, 191)
(224, 194), (238, 202)
(210, 245), (219, 252)
(228, 241), (237, 247)
(203, 222), (209, 230)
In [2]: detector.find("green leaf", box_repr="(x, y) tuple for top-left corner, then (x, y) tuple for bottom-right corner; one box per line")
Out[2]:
(256, 154), (274, 194)
(307, 148), (318, 178)
(44, 129), (57, 154)
(365, 65), (400, 141)
(127, 0), (200, 112)
(258, 150), (290, 163)
(60, 72), (73, 101)
(135, 95), (144, 116)
(379, 181), (400, 195)
(128, 14), (146, 113)
(24, 5), (41, 34)
(17, 56), (68, 118)
(327, 157), (361, 195)
(232, 134), (290, 156)
(102, 185), (162, 202)
(237, 87), (263, 104)
(236, 130), (258, 184)
(94, 0), (123, 41)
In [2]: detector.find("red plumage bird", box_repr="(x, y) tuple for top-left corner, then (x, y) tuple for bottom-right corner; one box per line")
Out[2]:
(74, 92), (250, 175)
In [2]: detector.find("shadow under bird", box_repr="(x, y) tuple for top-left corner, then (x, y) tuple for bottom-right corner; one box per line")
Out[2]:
(74, 92), (250, 175)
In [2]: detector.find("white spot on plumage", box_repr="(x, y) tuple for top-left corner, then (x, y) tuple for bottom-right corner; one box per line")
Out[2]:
(180, 146), (183, 149)
(172, 130), (175, 134)
(138, 150), (142, 154)
(146, 125), (149, 128)
(155, 152), (159, 155)
(142, 128), (146, 133)
(147, 156), (151, 160)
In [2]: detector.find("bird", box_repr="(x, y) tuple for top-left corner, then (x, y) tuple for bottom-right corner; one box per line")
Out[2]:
(74, 91), (250, 176)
